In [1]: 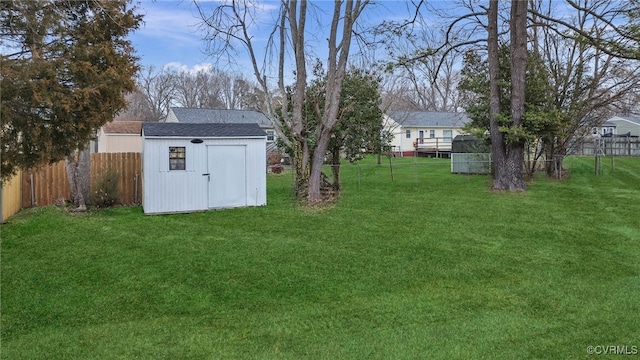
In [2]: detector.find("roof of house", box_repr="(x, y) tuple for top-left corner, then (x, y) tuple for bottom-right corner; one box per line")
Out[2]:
(387, 111), (471, 128)
(143, 122), (267, 137)
(169, 107), (272, 127)
(103, 121), (143, 134)
(608, 115), (640, 126)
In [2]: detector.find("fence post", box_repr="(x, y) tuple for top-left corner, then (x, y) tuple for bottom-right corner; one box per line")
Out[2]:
(134, 173), (139, 204)
(611, 149), (615, 172)
(30, 173), (35, 207)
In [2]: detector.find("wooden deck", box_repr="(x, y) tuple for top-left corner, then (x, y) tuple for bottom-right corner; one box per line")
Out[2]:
(414, 138), (452, 158)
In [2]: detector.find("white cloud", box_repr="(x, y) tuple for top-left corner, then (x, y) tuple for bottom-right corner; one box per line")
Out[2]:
(163, 62), (214, 74)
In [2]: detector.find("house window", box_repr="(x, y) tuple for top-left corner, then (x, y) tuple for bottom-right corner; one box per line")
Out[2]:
(266, 130), (275, 142)
(169, 146), (186, 170)
(443, 130), (453, 142)
(429, 130), (435, 138)
(419, 130), (424, 139)
(592, 127), (598, 135)
(405, 130), (411, 139)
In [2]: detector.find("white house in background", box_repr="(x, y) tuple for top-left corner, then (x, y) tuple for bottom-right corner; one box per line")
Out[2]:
(592, 115), (640, 137)
(93, 121), (143, 153)
(385, 111), (471, 157)
(164, 107), (276, 144)
(142, 122), (267, 215)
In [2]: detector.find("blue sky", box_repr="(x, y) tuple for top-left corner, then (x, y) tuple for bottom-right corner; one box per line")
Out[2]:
(128, 1), (423, 76)
(129, 1), (207, 72)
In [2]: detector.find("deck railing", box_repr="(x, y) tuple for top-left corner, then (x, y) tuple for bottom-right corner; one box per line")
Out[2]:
(413, 137), (453, 151)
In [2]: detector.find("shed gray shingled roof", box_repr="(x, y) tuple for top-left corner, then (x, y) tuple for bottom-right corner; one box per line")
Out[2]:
(170, 108), (272, 126)
(143, 122), (267, 137)
(388, 111), (470, 127)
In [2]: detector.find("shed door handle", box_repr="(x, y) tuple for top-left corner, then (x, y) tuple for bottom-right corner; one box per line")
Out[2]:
(202, 173), (210, 176)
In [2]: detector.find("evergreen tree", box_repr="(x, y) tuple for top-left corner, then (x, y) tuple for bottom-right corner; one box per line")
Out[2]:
(0, 0), (141, 183)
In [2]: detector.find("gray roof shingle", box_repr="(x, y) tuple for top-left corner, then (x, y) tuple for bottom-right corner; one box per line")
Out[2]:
(612, 116), (640, 126)
(388, 111), (470, 127)
(170, 108), (272, 126)
(143, 122), (267, 137)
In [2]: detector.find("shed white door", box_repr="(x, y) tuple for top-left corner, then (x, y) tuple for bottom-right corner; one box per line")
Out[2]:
(207, 145), (247, 208)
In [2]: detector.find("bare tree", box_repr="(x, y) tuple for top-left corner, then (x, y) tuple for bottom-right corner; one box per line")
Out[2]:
(174, 69), (219, 108)
(528, 0), (640, 176)
(219, 74), (266, 111)
(529, 0), (640, 60)
(390, 0), (639, 185)
(137, 66), (177, 120)
(115, 91), (156, 121)
(459, 0), (527, 191)
(386, 28), (464, 112)
(195, 0), (369, 204)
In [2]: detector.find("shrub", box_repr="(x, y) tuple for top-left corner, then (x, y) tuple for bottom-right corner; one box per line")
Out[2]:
(268, 149), (284, 165)
(91, 168), (121, 207)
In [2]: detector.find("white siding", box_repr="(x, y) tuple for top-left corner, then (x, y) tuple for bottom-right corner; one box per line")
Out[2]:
(103, 134), (142, 153)
(143, 136), (266, 214)
(609, 117), (640, 136)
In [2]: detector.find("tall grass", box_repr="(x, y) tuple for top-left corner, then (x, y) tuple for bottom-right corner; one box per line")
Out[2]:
(2, 156), (639, 359)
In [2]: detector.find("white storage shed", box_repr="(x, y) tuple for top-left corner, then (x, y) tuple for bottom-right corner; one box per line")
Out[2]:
(142, 122), (267, 214)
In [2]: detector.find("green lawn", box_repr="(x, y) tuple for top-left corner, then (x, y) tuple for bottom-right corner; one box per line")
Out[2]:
(2, 156), (639, 359)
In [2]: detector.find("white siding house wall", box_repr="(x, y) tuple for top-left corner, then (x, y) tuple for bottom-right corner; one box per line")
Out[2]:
(143, 135), (266, 214)
(607, 116), (640, 136)
(98, 133), (142, 153)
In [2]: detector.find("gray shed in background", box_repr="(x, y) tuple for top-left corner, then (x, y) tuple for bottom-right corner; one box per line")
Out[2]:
(450, 135), (491, 174)
(142, 122), (267, 214)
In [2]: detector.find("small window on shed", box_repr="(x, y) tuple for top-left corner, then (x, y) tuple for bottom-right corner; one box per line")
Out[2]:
(169, 146), (186, 170)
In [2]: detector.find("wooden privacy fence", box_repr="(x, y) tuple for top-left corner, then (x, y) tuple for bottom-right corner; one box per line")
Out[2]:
(1, 169), (23, 223)
(20, 152), (142, 208)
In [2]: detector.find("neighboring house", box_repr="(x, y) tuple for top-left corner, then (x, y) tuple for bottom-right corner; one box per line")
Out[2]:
(141, 122), (267, 215)
(591, 120), (617, 137)
(593, 115), (640, 137)
(385, 111), (471, 157)
(164, 107), (276, 144)
(93, 121), (143, 153)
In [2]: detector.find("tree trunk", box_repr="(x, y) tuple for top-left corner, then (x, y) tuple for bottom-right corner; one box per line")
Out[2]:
(308, 128), (332, 204)
(487, 0), (506, 184)
(505, 0), (527, 191)
(293, 138), (310, 198)
(544, 138), (555, 177)
(65, 146), (91, 210)
(488, 0), (527, 191)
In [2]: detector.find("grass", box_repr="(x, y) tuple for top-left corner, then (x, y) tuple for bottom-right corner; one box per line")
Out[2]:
(2, 156), (639, 359)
